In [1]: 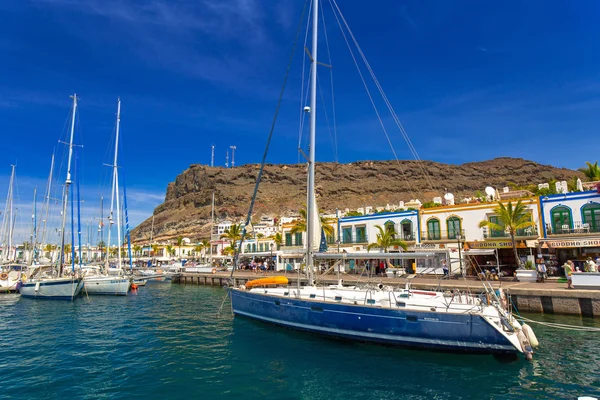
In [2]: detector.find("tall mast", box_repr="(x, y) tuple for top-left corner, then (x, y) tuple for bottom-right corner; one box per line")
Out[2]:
(305, 0), (319, 285)
(114, 99), (122, 269)
(40, 153), (54, 255)
(76, 150), (82, 268)
(29, 188), (37, 265)
(59, 94), (77, 277)
(210, 191), (215, 265)
(99, 196), (104, 262)
(2, 165), (16, 261)
(123, 173), (133, 271)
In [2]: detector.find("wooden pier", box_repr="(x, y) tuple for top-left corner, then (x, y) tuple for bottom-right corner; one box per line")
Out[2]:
(172, 271), (600, 318)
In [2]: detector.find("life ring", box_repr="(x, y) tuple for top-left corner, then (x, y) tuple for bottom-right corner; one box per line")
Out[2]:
(0, 273), (7, 280)
(211, 268), (217, 274)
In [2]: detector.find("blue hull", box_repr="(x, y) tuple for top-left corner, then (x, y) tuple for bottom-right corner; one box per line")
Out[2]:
(230, 289), (518, 354)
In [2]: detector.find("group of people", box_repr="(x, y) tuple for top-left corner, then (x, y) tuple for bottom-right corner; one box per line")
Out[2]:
(563, 257), (599, 289)
(239, 258), (274, 274)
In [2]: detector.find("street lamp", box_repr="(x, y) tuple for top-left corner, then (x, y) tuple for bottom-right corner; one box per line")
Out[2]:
(456, 233), (464, 277)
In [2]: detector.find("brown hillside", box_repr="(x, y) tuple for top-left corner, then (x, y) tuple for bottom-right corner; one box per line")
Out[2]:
(130, 157), (582, 243)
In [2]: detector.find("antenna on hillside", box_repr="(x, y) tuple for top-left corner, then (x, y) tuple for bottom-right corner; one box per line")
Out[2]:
(230, 145), (236, 167)
(225, 150), (229, 168)
(211, 145), (214, 167)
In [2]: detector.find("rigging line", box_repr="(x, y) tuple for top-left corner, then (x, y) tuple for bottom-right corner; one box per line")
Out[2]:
(328, 0), (416, 199)
(297, 0), (313, 157)
(331, 0), (435, 192)
(320, 0), (338, 163)
(317, 74), (336, 160)
(229, 0), (309, 281)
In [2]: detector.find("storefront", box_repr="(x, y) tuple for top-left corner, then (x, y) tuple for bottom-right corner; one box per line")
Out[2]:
(466, 240), (531, 277)
(541, 238), (600, 272)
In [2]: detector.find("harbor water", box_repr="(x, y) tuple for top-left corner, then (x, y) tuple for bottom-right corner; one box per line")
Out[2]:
(1, 283), (599, 399)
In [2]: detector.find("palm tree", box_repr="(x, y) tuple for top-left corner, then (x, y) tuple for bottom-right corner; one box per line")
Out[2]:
(221, 224), (243, 256)
(478, 201), (535, 268)
(578, 161), (600, 181)
(166, 245), (175, 257)
(133, 245), (142, 257)
(290, 207), (335, 237)
(269, 232), (282, 249)
(194, 244), (203, 257)
(64, 244), (72, 262)
(367, 225), (408, 252)
(176, 236), (184, 258)
(151, 244), (160, 257)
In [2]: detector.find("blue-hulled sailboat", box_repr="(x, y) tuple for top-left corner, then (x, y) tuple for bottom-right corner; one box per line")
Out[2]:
(229, 0), (537, 358)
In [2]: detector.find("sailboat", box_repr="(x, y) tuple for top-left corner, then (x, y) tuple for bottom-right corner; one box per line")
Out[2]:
(19, 94), (84, 300)
(229, 0), (537, 359)
(0, 165), (23, 291)
(82, 98), (131, 295)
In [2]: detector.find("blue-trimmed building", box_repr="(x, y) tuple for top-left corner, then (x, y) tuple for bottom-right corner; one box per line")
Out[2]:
(540, 190), (600, 270)
(338, 210), (419, 252)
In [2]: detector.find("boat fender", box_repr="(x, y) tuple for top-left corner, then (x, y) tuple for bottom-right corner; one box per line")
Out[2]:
(131, 283), (138, 290)
(211, 268), (217, 274)
(0, 273), (7, 280)
(517, 330), (533, 354)
(522, 324), (539, 348)
(240, 285), (246, 290)
(34, 282), (40, 292)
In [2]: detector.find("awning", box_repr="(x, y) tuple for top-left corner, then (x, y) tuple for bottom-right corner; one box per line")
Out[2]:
(463, 249), (496, 255)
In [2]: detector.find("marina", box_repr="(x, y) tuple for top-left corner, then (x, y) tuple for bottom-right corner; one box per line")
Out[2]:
(1, 283), (599, 399)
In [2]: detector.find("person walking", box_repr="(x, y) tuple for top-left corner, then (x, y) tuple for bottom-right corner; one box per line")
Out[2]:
(564, 260), (574, 289)
(441, 259), (449, 277)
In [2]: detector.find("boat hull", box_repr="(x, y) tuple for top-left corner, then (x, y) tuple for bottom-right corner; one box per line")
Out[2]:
(230, 289), (518, 354)
(83, 276), (131, 295)
(19, 278), (83, 300)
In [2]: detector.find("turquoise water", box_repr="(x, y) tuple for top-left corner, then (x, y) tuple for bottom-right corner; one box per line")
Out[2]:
(1, 283), (599, 399)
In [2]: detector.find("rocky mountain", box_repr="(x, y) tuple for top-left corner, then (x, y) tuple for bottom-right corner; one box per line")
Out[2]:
(130, 157), (582, 243)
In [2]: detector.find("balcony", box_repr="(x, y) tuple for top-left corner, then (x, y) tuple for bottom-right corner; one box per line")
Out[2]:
(341, 235), (369, 244)
(421, 229), (466, 241)
(546, 222), (600, 235)
(483, 226), (539, 239)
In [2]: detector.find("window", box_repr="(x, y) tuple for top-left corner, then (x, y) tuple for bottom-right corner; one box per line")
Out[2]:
(427, 218), (440, 240)
(400, 220), (412, 240)
(447, 217), (461, 239)
(294, 232), (303, 246)
(259, 243), (264, 252)
(582, 203), (600, 231)
(384, 221), (395, 238)
(356, 226), (366, 243)
(516, 213), (534, 236)
(342, 227), (352, 243)
(285, 233), (292, 246)
(489, 216), (505, 238)
(252, 243), (256, 252)
(551, 206), (572, 234)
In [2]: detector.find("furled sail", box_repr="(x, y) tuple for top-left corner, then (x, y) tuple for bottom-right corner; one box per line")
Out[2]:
(311, 194), (322, 251)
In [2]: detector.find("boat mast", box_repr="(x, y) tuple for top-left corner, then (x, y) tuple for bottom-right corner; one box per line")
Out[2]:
(1, 165), (16, 262)
(210, 191), (214, 266)
(306, 0), (319, 285)
(40, 153), (54, 257)
(114, 99), (122, 269)
(76, 150), (83, 268)
(59, 93), (77, 277)
(29, 188), (36, 265)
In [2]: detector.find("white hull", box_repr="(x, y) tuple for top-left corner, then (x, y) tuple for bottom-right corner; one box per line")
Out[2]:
(83, 275), (131, 295)
(19, 277), (83, 300)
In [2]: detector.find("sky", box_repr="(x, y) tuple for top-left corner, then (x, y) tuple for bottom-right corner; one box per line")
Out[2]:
(1, 0), (600, 243)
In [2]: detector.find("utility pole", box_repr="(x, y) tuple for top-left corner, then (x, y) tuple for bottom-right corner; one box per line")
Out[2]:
(211, 145), (214, 167)
(225, 150), (229, 168)
(230, 146), (236, 167)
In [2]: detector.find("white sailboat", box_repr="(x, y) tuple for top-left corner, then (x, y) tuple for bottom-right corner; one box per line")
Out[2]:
(20, 94), (84, 300)
(83, 98), (131, 295)
(229, 1), (538, 359)
(0, 165), (22, 291)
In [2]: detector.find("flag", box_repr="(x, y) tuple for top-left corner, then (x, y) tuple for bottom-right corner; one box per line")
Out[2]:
(319, 227), (328, 252)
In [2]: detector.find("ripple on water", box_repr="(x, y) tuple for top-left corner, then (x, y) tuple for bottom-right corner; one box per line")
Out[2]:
(1, 286), (599, 400)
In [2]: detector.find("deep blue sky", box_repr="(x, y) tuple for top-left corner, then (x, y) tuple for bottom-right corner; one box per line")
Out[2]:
(1, 0), (600, 240)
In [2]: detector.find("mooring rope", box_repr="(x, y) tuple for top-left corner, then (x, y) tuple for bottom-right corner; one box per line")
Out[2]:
(513, 314), (600, 332)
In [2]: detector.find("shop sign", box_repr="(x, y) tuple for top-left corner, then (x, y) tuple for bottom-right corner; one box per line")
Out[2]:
(408, 243), (445, 251)
(467, 241), (513, 249)
(545, 239), (600, 248)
